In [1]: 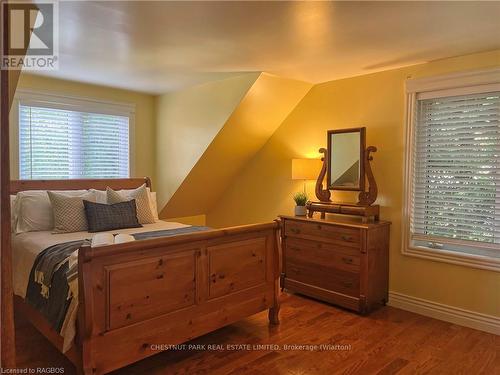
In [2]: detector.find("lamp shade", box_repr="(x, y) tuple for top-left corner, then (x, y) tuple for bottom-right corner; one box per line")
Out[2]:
(291, 158), (322, 180)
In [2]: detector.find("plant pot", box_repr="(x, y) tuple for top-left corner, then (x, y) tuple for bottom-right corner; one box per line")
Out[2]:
(295, 205), (307, 216)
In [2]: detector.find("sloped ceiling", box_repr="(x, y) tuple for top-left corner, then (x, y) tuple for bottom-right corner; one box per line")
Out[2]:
(159, 73), (312, 219)
(155, 73), (260, 209)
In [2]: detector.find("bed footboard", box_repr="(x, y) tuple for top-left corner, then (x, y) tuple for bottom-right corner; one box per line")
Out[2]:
(77, 221), (280, 375)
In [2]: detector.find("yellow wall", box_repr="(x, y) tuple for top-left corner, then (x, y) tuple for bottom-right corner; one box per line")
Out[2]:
(166, 214), (206, 226)
(11, 73), (157, 182)
(208, 50), (500, 317)
(155, 73), (260, 210)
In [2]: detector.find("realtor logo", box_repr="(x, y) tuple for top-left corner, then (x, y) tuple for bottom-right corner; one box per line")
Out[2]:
(1, 0), (58, 70)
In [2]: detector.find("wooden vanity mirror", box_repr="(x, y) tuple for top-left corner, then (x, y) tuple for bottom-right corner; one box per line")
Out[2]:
(327, 127), (366, 191)
(308, 126), (380, 222)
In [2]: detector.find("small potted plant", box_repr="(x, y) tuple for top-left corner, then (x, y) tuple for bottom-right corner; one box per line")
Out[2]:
(293, 192), (308, 216)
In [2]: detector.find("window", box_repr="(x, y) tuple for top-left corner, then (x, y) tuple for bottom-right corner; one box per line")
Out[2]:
(403, 68), (500, 271)
(13, 90), (134, 179)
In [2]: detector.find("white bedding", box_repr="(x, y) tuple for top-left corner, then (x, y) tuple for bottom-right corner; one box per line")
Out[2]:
(12, 220), (190, 298)
(11, 220), (190, 352)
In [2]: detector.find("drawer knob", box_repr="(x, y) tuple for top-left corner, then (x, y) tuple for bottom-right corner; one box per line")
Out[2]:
(317, 225), (322, 230)
(341, 235), (353, 241)
(341, 281), (353, 288)
(342, 257), (353, 264)
(291, 228), (301, 234)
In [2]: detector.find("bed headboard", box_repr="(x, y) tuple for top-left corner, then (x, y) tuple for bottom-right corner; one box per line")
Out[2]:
(10, 177), (152, 194)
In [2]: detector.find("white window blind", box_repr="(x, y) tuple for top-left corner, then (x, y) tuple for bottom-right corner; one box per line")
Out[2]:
(19, 104), (130, 179)
(411, 90), (500, 247)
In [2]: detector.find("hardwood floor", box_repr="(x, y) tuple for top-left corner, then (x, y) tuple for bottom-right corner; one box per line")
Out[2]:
(15, 293), (499, 374)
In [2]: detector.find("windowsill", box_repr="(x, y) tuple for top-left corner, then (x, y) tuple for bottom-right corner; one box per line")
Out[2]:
(402, 244), (500, 272)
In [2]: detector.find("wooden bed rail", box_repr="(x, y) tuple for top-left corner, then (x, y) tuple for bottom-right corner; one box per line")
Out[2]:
(79, 221), (279, 261)
(77, 220), (281, 374)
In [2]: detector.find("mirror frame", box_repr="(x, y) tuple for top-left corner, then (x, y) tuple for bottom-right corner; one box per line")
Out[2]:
(327, 127), (366, 191)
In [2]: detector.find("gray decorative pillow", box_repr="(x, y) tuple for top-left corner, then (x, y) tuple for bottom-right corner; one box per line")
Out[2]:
(83, 200), (142, 233)
(48, 191), (96, 233)
(106, 184), (155, 224)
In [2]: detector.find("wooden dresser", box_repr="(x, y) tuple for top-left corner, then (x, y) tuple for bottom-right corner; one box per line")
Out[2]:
(279, 215), (390, 314)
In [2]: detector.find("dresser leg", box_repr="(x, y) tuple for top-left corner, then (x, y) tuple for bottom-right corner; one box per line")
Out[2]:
(268, 305), (280, 325)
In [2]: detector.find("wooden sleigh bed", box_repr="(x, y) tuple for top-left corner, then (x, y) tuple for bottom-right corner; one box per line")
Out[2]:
(11, 178), (281, 375)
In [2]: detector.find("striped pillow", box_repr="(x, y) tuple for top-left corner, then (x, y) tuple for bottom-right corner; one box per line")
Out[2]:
(48, 191), (96, 233)
(106, 184), (155, 224)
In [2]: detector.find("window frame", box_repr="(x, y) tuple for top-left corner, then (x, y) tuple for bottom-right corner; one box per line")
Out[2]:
(403, 68), (500, 272)
(10, 89), (136, 180)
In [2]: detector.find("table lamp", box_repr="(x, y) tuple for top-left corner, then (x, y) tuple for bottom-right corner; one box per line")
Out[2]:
(292, 158), (322, 194)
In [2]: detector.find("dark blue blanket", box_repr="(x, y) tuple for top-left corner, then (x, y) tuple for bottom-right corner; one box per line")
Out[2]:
(132, 226), (211, 240)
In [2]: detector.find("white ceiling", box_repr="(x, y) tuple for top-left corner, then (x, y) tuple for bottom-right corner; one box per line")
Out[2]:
(32, 1), (500, 94)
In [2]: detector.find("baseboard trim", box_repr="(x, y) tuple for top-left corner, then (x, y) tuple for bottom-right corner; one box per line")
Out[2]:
(388, 291), (499, 335)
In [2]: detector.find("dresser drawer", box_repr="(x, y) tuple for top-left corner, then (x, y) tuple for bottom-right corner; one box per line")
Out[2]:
(280, 215), (390, 314)
(284, 220), (360, 247)
(285, 260), (360, 297)
(285, 237), (360, 273)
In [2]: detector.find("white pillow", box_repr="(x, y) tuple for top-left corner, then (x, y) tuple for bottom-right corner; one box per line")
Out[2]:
(15, 190), (88, 233)
(89, 189), (107, 204)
